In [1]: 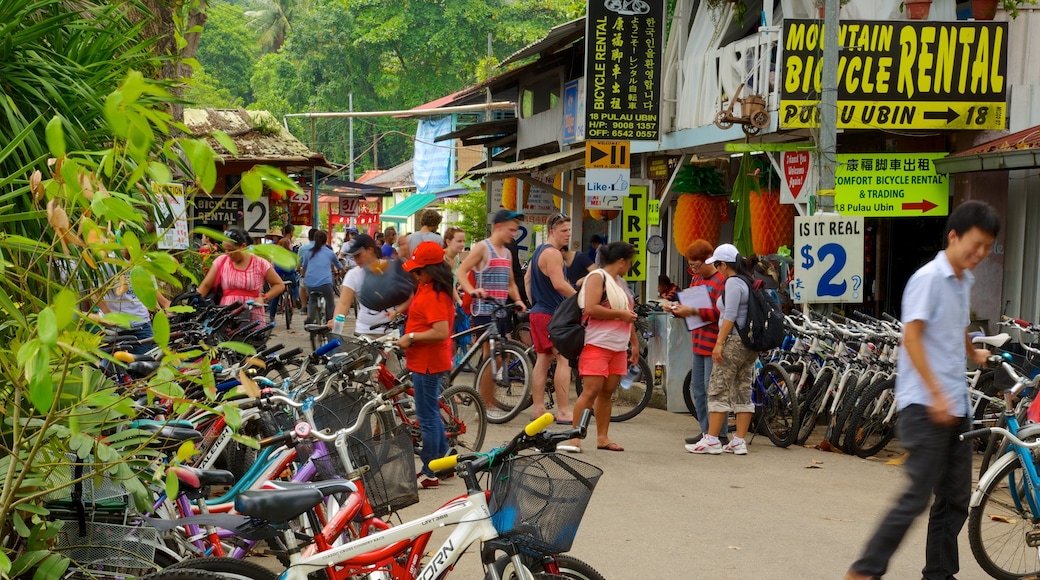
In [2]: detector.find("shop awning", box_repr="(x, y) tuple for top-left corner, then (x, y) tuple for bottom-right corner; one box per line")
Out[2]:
(467, 148), (585, 176)
(432, 179), (482, 199)
(934, 125), (1040, 174)
(380, 193), (436, 222)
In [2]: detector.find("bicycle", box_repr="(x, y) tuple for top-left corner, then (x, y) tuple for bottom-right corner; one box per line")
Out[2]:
(260, 411), (604, 580)
(959, 357), (1040, 580)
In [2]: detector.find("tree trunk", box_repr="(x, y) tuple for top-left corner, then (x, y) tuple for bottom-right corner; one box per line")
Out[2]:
(129, 0), (209, 123)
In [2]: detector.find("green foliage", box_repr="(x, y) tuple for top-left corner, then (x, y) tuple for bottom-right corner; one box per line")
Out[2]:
(193, 3), (258, 104)
(670, 164), (726, 196)
(443, 188), (490, 246)
(730, 153), (754, 256)
(1003, 0), (1038, 19)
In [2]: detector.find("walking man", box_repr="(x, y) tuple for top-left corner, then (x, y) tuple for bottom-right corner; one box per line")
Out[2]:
(524, 213), (575, 423)
(846, 200), (1000, 580)
(457, 209), (528, 414)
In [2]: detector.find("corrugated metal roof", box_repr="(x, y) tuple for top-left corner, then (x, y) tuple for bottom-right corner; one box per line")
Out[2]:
(365, 160), (414, 188)
(182, 108), (328, 167)
(500, 17), (585, 67)
(955, 125), (1040, 156)
(468, 148), (584, 175)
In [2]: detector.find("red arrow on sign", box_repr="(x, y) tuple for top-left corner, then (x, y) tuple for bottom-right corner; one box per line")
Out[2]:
(901, 200), (938, 213)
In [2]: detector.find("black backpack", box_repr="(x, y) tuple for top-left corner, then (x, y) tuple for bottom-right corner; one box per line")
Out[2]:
(548, 287), (606, 365)
(725, 275), (786, 352)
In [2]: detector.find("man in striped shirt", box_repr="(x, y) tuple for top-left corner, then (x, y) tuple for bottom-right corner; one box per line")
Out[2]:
(666, 240), (729, 446)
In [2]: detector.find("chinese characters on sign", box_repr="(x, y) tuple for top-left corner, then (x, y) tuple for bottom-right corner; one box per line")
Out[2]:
(780, 20), (1008, 130)
(834, 153), (949, 217)
(584, 0), (665, 141)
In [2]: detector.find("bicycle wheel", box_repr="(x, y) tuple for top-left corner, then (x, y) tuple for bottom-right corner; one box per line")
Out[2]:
(796, 366), (833, 445)
(967, 455), (1040, 580)
(755, 362), (799, 448)
(140, 570), (237, 580)
(493, 554), (606, 580)
(284, 292), (293, 329)
(574, 358), (653, 422)
(477, 344), (532, 424)
(843, 376), (898, 458)
(440, 384), (487, 453)
(824, 369), (863, 449)
(164, 557), (278, 580)
(682, 370), (696, 417)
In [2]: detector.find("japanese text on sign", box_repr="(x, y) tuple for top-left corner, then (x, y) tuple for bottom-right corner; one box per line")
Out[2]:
(780, 20), (1008, 130)
(793, 215), (865, 304)
(585, 0), (665, 140)
(834, 153), (949, 217)
(623, 185), (648, 282)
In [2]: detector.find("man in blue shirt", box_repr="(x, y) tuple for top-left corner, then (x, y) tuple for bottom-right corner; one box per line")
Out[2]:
(846, 200), (1000, 580)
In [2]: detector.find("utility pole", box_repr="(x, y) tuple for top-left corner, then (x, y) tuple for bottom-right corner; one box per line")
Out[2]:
(348, 93), (355, 181)
(818, 0), (839, 214)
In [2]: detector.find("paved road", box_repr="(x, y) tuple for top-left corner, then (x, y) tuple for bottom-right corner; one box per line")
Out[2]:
(259, 317), (995, 579)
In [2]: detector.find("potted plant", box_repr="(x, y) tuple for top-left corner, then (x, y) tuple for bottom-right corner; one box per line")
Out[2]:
(901, 0), (933, 19)
(973, 0), (1038, 20)
(670, 164), (728, 250)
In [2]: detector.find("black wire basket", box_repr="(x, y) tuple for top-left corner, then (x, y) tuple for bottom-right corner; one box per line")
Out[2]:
(296, 387), (418, 515)
(489, 453), (602, 555)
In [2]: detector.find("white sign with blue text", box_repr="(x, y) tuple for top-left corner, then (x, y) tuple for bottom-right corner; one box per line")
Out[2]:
(584, 167), (630, 202)
(793, 215), (864, 304)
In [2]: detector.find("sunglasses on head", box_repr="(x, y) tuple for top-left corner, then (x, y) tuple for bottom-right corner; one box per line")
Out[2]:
(223, 230), (248, 245)
(548, 213), (569, 229)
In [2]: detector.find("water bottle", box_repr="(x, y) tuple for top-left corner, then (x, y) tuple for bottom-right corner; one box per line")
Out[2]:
(332, 314), (346, 335)
(619, 366), (640, 390)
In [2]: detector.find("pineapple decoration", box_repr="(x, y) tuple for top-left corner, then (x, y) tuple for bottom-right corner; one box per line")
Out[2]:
(670, 164), (727, 251)
(748, 156), (794, 256)
(501, 177), (519, 211)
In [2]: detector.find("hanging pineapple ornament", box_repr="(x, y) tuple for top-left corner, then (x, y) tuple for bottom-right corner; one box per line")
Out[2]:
(670, 164), (727, 251)
(501, 177), (518, 210)
(748, 157), (794, 255)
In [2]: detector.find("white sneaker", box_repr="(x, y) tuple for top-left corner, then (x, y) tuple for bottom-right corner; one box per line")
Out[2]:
(685, 439), (722, 454)
(722, 439), (748, 455)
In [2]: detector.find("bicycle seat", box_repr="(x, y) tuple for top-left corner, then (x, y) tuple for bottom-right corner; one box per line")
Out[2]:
(305, 324), (330, 334)
(127, 361), (162, 378)
(235, 487), (324, 522)
(972, 332), (1011, 348)
(132, 422), (203, 451)
(172, 465), (236, 490)
(264, 479), (358, 496)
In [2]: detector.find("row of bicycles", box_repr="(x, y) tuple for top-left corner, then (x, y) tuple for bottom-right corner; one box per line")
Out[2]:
(49, 297), (608, 580)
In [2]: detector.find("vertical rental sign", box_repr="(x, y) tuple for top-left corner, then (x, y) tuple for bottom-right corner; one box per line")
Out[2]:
(585, 0), (665, 141)
(622, 184), (648, 283)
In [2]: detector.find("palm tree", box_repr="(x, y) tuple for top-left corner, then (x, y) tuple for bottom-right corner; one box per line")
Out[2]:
(245, 0), (298, 53)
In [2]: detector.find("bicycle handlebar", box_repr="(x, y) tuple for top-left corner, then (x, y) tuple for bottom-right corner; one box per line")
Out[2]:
(959, 426), (1040, 448)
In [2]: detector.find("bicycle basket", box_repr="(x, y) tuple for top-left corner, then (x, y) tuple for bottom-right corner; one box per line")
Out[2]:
(54, 520), (160, 578)
(298, 387), (418, 515)
(44, 453), (129, 509)
(489, 453), (602, 555)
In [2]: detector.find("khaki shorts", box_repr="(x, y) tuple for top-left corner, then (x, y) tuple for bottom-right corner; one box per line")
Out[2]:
(707, 333), (758, 414)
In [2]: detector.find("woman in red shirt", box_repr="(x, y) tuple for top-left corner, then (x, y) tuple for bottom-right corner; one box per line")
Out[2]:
(397, 241), (455, 489)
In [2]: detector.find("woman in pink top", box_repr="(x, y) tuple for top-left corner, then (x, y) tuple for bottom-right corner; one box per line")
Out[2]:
(566, 242), (638, 453)
(198, 226), (285, 324)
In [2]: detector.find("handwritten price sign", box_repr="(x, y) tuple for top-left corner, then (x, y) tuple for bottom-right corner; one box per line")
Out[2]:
(792, 215), (865, 304)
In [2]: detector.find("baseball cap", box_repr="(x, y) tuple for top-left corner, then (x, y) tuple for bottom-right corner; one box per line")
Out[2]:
(344, 233), (378, 255)
(346, 226), (359, 235)
(492, 209), (525, 224)
(402, 241), (445, 272)
(705, 243), (740, 265)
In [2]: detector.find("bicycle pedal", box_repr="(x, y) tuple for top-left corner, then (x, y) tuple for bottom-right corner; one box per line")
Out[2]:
(1027, 530), (1040, 548)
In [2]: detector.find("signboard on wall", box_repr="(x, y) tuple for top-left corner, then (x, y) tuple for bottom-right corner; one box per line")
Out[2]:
(834, 153), (949, 217)
(152, 182), (189, 250)
(243, 196), (270, 238)
(622, 184), (648, 282)
(780, 19), (1008, 130)
(584, 0), (665, 140)
(793, 215), (865, 304)
(562, 78), (586, 144)
(290, 190), (313, 226)
(193, 195), (242, 230)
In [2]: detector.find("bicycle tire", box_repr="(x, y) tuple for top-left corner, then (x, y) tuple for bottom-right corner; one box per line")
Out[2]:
(492, 554), (606, 580)
(141, 570), (237, 580)
(796, 366), (832, 445)
(477, 344), (532, 424)
(575, 358), (653, 422)
(755, 362), (799, 448)
(284, 294), (293, 329)
(967, 455), (1040, 580)
(682, 370), (696, 417)
(839, 372), (890, 455)
(164, 557), (278, 580)
(440, 384), (487, 453)
(843, 376), (898, 458)
(824, 368), (863, 449)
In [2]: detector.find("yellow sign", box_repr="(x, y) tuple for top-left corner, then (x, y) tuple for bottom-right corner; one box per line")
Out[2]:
(622, 185), (648, 282)
(780, 20), (1007, 130)
(647, 200), (660, 226)
(833, 153), (949, 217)
(586, 140), (631, 169)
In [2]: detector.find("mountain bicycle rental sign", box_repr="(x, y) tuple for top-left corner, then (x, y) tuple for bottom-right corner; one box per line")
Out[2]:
(780, 19), (1008, 130)
(793, 214), (865, 304)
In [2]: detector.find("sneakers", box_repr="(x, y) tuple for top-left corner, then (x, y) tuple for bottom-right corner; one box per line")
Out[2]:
(723, 438), (748, 455)
(685, 438), (722, 454)
(684, 433), (729, 446)
(417, 474), (439, 489)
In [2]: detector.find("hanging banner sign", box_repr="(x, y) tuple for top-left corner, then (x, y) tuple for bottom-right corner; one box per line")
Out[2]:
(622, 184), (648, 282)
(780, 20), (1008, 130)
(793, 215), (865, 304)
(340, 197), (360, 217)
(834, 152), (949, 217)
(562, 78), (587, 145)
(290, 190), (312, 226)
(584, 0), (665, 140)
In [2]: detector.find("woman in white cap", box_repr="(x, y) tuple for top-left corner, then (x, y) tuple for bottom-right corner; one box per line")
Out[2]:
(685, 243), (759, 456)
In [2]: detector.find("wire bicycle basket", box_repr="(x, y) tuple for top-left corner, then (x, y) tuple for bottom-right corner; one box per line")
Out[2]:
(489, 453), (603, 555)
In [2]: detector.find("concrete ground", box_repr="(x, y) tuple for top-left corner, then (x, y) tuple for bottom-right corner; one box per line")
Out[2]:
(251, 314), (995, 580)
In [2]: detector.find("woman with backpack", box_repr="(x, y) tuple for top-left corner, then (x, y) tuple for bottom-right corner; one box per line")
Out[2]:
(561, 242), (639, 453)
(685, 243), (760, 456)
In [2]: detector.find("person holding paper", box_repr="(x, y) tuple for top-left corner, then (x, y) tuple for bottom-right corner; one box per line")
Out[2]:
(663, 240), (728, 446)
